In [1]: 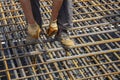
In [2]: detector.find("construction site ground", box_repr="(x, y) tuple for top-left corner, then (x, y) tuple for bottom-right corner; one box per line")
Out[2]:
(0, 0), (120, 80)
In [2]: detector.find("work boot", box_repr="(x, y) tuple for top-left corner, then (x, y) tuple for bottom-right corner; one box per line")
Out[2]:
(114, 24), (120, 31)
(55, 32), (74, 48)
(27, 23), (41, 39)
(47, 20), (58, 36)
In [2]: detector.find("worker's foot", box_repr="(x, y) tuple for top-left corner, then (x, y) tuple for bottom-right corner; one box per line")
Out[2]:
(114, 24), (120, 31)
(27, 23), (41, 39)
(26, 23), (41, 44)
(55, 32), (74, 48)
(47, 20), (58, 36)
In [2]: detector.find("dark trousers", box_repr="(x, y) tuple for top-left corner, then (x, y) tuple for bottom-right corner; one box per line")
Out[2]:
(30, 0), (73, 30)
(30, 0), (42, 27)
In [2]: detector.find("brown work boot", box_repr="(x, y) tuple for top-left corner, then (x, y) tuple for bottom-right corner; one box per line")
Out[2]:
(61, 38), (74, 47)
(47, 20), (58, 36)
(55, 32), (74, 48)
(27, 23), (41, 39)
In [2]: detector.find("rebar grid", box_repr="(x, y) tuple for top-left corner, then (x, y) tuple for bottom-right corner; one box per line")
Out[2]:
(0, 0), (120, 80)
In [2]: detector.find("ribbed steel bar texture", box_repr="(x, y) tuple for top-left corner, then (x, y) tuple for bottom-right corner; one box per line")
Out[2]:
(0, 0), (120, 80)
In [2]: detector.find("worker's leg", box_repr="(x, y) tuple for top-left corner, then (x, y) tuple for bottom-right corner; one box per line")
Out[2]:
(30, 0), (42, 27)
(57, 0), (73, 31)
(19, 0), (36, 24)
(20, 0), (41, 39)
(50, 0), (63, 21)
(47, 0), (63, 36)
(48, 0), (74, 48)
(56, 0), (74, 48)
